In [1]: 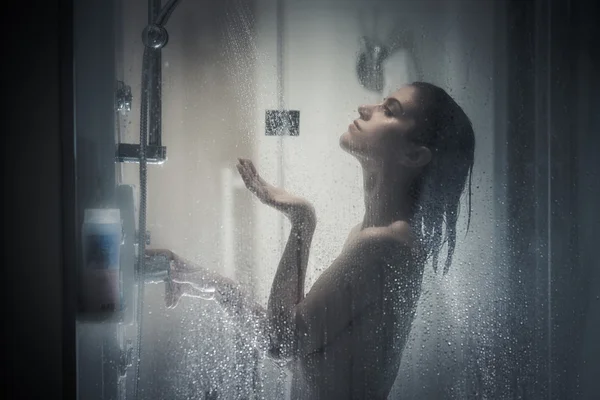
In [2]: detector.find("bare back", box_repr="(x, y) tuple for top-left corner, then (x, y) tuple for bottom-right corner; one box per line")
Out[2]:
(290, 222), (425, 399)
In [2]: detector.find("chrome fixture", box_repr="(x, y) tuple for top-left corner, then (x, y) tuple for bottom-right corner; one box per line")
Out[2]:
(116, 81), (132, 114)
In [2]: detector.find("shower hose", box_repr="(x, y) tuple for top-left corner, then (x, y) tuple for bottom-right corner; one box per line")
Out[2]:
(132, 46), (150, 400)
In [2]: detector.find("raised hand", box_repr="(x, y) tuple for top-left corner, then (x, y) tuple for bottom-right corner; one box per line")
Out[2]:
(236, 158), (316, 224)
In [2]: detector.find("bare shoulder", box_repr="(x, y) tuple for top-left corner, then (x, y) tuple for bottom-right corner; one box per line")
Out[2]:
(339, 221), (419, 267)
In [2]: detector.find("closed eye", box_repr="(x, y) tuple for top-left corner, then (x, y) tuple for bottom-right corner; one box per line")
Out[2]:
(383, 97), (405, 117)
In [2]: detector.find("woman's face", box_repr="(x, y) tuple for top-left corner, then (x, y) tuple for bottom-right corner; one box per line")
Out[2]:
(340, 85), (422, 163)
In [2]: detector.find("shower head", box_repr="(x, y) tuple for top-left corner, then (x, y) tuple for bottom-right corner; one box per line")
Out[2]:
(356, 28), (422, 94)
(356, 36), (389, 93)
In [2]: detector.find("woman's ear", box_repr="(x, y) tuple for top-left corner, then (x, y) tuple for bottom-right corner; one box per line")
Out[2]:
(401, 145), (431, 168)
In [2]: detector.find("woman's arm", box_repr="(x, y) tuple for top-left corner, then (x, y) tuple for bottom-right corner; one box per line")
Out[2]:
(266, 210), (316, 358)
(185, 159), (407, 360)
(146, 249), (268, 334)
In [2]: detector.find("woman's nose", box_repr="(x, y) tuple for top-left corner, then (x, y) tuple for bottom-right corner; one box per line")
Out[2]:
(358, 105), (370, 120)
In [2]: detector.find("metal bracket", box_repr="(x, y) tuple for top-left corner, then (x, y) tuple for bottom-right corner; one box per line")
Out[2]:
(116, 143), (167, 164)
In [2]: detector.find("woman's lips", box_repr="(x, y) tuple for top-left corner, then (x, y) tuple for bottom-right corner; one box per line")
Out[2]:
(353, 120), (361, 131)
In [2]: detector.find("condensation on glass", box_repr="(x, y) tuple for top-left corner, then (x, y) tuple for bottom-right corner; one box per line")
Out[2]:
(72, 1), (600, 399)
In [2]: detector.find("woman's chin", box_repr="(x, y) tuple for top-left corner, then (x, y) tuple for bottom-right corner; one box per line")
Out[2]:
(340, 134), (363, 157)
(339, 131), (352, 152)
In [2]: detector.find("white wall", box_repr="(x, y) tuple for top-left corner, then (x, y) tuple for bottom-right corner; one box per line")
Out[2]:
(253, 0), (504, 397)
(119, 1), (261, 397)
(121, 1), (257, 275)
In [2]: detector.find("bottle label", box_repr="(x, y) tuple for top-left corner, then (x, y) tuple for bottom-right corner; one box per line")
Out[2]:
(81, 229), (121, 313)
(85, 234), (120, 269)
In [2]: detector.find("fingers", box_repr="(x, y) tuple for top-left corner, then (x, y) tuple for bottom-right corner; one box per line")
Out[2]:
(236, 158), (265, 198)
(247, 160), (258, 175)
(243, 159), (269, 186)
(237, 163), (259, 195)
(237, 158), (259, 179)
(236, 162), (251, 185)
(236, 158), (278, 207)
(236, 158), (252, 181)
(235, 162), (247, 183)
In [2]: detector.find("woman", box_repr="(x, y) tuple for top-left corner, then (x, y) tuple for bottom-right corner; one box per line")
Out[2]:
(148, 82), (475, 399)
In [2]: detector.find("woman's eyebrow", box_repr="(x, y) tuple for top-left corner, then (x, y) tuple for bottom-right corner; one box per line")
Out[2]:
(384, 97), (405, 114)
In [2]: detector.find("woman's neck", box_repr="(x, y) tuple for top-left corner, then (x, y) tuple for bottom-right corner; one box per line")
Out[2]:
(361, 166), (415, 229)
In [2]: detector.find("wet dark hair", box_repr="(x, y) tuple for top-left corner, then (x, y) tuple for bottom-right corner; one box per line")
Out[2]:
(408, 82), (475, 274)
